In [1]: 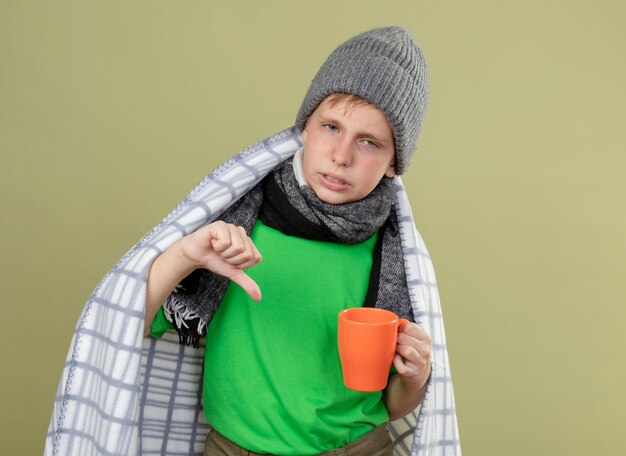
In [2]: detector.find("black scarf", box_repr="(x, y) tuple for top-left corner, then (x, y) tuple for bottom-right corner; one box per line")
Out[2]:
(164, 155), (413, 347)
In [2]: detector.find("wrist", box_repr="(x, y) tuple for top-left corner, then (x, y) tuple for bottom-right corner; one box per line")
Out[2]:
(173, 238), (202, 272)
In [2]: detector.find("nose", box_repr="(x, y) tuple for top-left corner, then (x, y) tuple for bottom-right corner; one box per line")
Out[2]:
(331, 138), (353, 167)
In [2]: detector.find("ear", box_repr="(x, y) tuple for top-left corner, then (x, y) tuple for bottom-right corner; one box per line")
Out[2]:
(384, 163), (396, 178)
(300, 126), (308, 145)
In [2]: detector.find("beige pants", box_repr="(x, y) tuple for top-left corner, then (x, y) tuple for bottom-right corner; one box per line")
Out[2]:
(203, 424), (393, 456)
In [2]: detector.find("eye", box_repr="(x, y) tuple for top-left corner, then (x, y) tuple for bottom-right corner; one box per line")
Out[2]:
(323, 123), (338, 132)
(362, 139), (379, 149)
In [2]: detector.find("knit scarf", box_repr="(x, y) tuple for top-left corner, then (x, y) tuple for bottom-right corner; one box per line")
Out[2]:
(164, 148), (413, 347)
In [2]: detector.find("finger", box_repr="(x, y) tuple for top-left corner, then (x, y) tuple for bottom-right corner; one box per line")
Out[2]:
(223, 226), (250, 259)
(393, 349), (425, 377)
(396, 344), (421, 365)
(393, 352), (424, 375)
(248, 234), (262, 263)
(220, 229), (261, 267)
(396, 342), (428, 363)
(397, 332), (431, 349)
(235, 232), (262, 268)
(208, 222), (233, 253)
(212, 224), (246, 258)
(221, 225), (249, 258)
(228, 269), (262, 302)
(393, 353), (432, 387)
(397, 348), (429, 378)
(397, 338), (431, 363)
(392, 354), (411, 376)
(227, 227), (259, 265)
(399, 322), (432, 343)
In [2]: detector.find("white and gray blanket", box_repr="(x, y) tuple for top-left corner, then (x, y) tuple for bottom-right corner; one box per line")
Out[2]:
(45, 127), (461, 456)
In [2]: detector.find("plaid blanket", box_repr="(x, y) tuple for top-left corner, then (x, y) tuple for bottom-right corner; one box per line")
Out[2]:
(45, 127), (461, 455)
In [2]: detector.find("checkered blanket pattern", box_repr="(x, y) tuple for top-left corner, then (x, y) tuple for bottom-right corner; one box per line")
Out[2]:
(45, 127), (461, 455)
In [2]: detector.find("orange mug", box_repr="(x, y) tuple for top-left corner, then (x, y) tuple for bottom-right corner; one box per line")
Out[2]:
(337, 307), (409, 392)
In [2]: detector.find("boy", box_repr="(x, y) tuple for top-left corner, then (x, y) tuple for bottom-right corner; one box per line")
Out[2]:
(45, 26), (460, 456)
(146, 27), (433, 455)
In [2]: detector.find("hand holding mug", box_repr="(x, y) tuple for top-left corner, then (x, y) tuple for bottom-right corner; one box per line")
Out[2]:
(392, 320), (432, 389)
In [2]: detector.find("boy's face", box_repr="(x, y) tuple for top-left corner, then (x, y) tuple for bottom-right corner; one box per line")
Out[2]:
(301, 97), (396, 205)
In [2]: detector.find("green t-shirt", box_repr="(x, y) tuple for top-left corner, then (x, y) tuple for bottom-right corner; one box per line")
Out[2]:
(151, 220), (388, 455)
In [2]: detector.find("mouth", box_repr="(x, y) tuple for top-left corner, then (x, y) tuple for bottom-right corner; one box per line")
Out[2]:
(319, 173), (351, 191)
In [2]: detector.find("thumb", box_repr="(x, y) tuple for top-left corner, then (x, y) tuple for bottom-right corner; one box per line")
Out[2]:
(229, 269), (262, 302)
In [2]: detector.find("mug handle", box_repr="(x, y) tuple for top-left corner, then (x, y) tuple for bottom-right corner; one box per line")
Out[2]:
(398, 318), (409, 328)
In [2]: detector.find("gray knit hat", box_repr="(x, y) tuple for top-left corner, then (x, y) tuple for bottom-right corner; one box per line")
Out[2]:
(295, 26), (429, 175)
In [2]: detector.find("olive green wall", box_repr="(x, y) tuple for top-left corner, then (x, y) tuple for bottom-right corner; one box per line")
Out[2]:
(1, 1), (625, 455)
